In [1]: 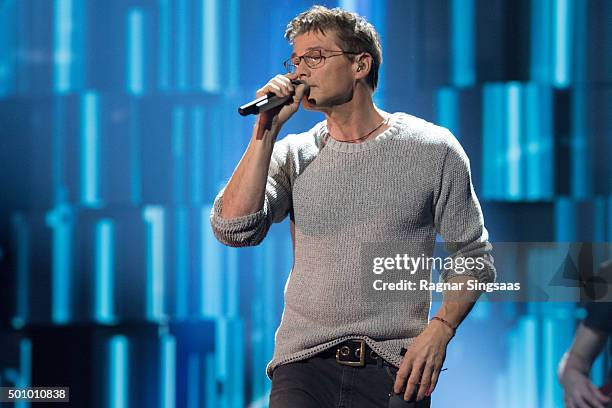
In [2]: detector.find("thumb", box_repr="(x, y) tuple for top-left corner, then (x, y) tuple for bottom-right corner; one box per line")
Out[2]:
(291, 82), (310, 108)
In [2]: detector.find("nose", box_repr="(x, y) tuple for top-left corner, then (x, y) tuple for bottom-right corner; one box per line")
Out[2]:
(295, 60), (310, 78)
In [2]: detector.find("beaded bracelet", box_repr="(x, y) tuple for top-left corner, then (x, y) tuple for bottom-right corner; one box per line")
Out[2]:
(430, 316), (456, 337)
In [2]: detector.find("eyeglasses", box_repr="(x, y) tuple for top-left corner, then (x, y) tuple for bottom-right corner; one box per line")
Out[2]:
(283, 49), (360, 73)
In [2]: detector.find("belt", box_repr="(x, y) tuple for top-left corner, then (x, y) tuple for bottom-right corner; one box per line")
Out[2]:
(318, 339), (380, 367)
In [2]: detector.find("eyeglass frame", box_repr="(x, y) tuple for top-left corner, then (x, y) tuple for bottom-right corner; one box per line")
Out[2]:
(283, 49), (362, 73)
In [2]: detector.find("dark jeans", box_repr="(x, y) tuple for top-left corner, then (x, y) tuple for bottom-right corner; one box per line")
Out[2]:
(269, 355), (432, 408)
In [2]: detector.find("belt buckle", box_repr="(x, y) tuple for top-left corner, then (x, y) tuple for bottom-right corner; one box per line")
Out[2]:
(335, 340), (366, 367)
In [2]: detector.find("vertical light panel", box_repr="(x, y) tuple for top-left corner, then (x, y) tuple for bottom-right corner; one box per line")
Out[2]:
(251, 245), (265, 400)
(219, 319), (244, 408)
(520, 317), (538, 407)
(225, 249), (238, 318)
(482, 84), (506, 199)
(451, 0), (475, 87)
(507, 83), (522, 198)
(158, 0), (171, 90)
(201, 0), (220, 91)
(530, 0), (553, 83)
(495, 373), (509, 408)
(46, 206), (72, 324)
(177, 0), (189, 90)
(129, 101), (142, 204)
(175, 208), (188, 319)
(542, 316), (576, 408)
(160, 334), (176, 408)
(436, 87), (459, 136)
(127, 9), (144, 95)
(204, 354), (218, 408)
(507, 331), (522, 407)
(53, 97), (68, 204)
(11, 214), (29, 328)
(95, 219), (114, 323)
(201, 207), (222, 317)
(570, 0), (589, 199)
(542, 318), (557, 408)
(53, 0), (72, 93)
(216, 318), (228, 406)
(80, 92), (100, 206)
(109, 335), (129, 408)
(0, 0), (16, 97)
(16, 339), (32, 408)
(15, 0), (27, 93)
(143, 206), (165, 320)
(187, 354), (200, 408)
(553, 0), (572, 87)
(227, 0), (239, 88)
(524, 84), (554, 199)
(172, 107), (185, 204)
(191, 107), (204, 205)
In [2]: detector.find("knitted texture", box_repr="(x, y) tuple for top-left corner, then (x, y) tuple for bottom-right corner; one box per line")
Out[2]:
(210, 112), (495, 379)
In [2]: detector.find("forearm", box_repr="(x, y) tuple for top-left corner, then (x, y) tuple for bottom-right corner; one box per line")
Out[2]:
(220, 123), (279, 218)
(434, 275), (483, 332)
(567, 322), (608, 370)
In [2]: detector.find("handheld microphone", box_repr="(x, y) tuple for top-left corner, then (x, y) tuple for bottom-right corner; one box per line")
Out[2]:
(238, 80), (309, 116)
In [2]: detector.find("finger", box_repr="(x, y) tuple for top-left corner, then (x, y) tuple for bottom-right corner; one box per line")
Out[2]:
(278, 75), (294, 87)
(273, 77), (293, 95)
(394, 360), (412, 395)
(269, 81), (289, 97)
(427, 365), (441, 397)
(581, 389), (606, 408)
(403, 360), (424, 402)
(264, 83), (282, 95)
(588, 383), (611, 404)
(416, 362), (434, 401)
(576, 393), (599, 408)
(293, 83), (309, 101)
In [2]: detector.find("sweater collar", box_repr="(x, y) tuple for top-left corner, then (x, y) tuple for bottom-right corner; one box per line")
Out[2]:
(319, 112), (403, 153)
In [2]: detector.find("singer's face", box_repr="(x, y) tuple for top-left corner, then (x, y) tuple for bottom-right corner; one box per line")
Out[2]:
(291, 31), (357, 110)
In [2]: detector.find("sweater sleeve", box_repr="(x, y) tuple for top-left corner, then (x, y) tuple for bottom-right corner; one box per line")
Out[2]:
(209, 138), (294, 247)
(433, 130), (496, 284)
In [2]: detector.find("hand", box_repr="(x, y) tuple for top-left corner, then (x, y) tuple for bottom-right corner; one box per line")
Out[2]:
(254, 74), (309, 139)
(393, 320), (453, 402)
(559, 352), (611, 408)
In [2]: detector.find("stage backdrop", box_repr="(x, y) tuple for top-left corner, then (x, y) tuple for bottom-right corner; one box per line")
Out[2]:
(0, 0), (611, 407)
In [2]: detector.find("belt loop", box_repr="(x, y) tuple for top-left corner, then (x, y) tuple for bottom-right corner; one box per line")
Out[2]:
(377, 356), (383, 368)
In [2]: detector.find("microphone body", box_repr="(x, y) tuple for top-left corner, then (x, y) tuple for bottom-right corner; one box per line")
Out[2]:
(239, 80), (308, 116)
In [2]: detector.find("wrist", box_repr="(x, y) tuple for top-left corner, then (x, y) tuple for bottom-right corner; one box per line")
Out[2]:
(566, 351), (592, 374)
(430, 316), (456, 340)
(253, 118), (281, 143)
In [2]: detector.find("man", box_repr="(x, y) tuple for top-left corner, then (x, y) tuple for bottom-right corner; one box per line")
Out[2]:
(210, 6), (495, 407)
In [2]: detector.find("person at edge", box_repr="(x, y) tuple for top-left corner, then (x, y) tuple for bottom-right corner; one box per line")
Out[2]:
(210, 6), (496, 407)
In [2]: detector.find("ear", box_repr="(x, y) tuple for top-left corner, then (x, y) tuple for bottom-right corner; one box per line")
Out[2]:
(354, 53), (372, 80)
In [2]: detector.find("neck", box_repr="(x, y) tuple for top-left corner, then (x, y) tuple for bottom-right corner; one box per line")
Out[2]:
(323, 88), (387, 143)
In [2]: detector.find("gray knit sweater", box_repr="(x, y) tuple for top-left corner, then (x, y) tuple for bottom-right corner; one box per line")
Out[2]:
(210, 112), (495, 379)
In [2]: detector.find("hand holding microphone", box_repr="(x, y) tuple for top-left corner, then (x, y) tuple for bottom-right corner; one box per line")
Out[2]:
(242, 74), (310, 140)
